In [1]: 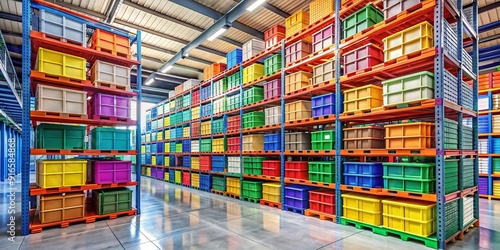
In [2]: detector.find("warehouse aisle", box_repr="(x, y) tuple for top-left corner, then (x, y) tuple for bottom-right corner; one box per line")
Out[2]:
(2, 177), (499, 250)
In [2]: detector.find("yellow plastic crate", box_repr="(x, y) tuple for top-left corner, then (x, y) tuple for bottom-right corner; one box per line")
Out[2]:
(146, 133), (151, 142)
(383, 21), (434, 61)
(382, 199), (435, 221)
(146, 167), (151, 176)
(183, 127), (190, 138)
(164, 116), (170, 127)
(164, 172), (170, 181)
(192, 106), (200, 120)
(164, 156), (170, 166)
(141, 145), (145, 154)
(157, 132), (163, 141)
(152, 155), (156, 165)
(243, 64), (265, 84)
(286, 10), (310, 29)
(164, 130), (170, 142)
(342, 193), (383, 213)
(191, 173), (200, 188)
(212, 138), (225, 152)
(343, 84), (383, 113)
(263, 193), (281, 203)
(175, 170), (181, 184)
(36, 48), (87, 80)
(343, 207), (383, 226)
(310, 0), (334, 24)
(226, 177), (241, 195)
(191, 156), (200, 170)
(263, 182), (281, 195)
(170, 100), (176, 109)
(36, 160), (87, 188)
(201, 121), (211, 135)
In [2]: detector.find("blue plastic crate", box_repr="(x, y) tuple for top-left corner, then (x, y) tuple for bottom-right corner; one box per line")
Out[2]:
(343, 162), (383, 175)
(157, 155), (164, 166)
(200, 174), (211, 191)
(284, 197), (309, 209)
(176, 128), (183, 138)
(157, 142), (164, 153)
(145, 144), (151, 153)
(343, 173), (383, 188)
(264, 133), (281, 151)
(183, 156), (191, 168)
(146, 121), (152, 131)
(151, 107), (158, 118)
(169, 155), (176, 166)
(201, 85), (211, 100)
(284, 185), (315, 199)
(169, 169), (175, 182)
(311, 93), (343, 117)
(212, 156), (226, 172)
(226, 48), (242, 69)
(151, 143), (157, 154)
(182, 140), (191, 152)
(201, 103), (212, 117)
(146, 155), (152, 164)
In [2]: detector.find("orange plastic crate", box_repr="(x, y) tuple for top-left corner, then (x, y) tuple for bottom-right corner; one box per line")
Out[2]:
(286, 10), (310, 29)
(203, 63), (227, 81)
(385, 122), (434, 149)
(91, 29), (130, 58)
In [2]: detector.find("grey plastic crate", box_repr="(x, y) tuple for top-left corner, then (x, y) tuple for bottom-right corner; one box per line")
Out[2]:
(461, 81), (473, 110)
(33, 9), (86, 46)
(285, 132), (311, 151)
(463, 48), (473, 74)
(443, 20), (458, 63)
(383, 0), (421, 19)
(265, 106), (281, 125)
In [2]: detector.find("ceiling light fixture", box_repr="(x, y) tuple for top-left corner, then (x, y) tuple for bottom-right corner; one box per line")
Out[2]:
(247, 0), (266, 11)
(160, 65), (173, 73)
(208, 27), (228, 41)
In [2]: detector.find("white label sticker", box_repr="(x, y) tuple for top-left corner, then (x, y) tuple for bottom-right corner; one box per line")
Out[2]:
(325, 135), (330, 140)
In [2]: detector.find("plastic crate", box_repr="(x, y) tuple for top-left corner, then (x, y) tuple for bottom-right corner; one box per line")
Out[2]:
(192, 90), (200, 105)
(36, 85), (87, 115)
(264, 79), (282, 99)
(312, 93), (342, 117)
(91, 128), (130, 150)
(285, 100), (312, 122)
(285, 71), (313, 93)
(212, 156), (226, 172)
(201, 121), (211, 135)
(212, 176), (226, 191)
(212, 118), (225, 134)
(312, 24), (334, 52)
(310, 0), (335, 23)
(343, 43), (383, 74)
(88, 160), (131, 185)
(284, 185), (315, 202)
(243, 111), (265, 129)
(265, 106), (281, 125)
(212, 138), (226, 152)
(385, 122), (434, 149)
(191, 122), (200, 138)
(309, 188), (335, 214)
(383, 21), (434, 61)
(227, 156), (241, 174)
(90, 60), (131, 90)
(343, 4), (383, 38)
(243, 87), (264, 106)
(264, 54), (282, 76)
(200, 156), (212, 171)
(227, 72), (241, 89)
(243, 157), (265, 175)
(182, 94), (192, 108)
(343, 84), (383, 113)
(34, 9), (86, 46)
(201, 138), (212, 152)
(382, 199), (436, 237)
(286, 10), (310, 30)
(213, 78), (228, 96)
(309, 161), (335, 173)
(243, 134), (264, 151)
(226, 177), (241, 195)
(382, 71), (434, 106)
(92, 188), (132, 215)
(183, 171), (191, 186)
(263, 182), (281, 203)
(344, 162), (383, 175)
(200, 174), (211, 191)
(243, 39), (265, 62)
(201, 85), (212, 100)
(264, 133), (281, 151)
(203, 63), (226, 81)
(285, 161), (309, 179)
(342, 193), (383, 225)
(383, 0), (421, 19)
(265, 24), (286, 41)
(242, 180), (263, 199)
(227, 115), (241, 132)
(36, 123), (86, 149)
(343, 126), (385, 149)
(36, 159), (87, 188)
(285, 132), (311, 151)
(191, 173), (200, 188)
(36, 47), (86, 80)
(285, 41), (312, 65)
(91, 29), (130, 58)
(243, 63), (265, 84)
(213, 97), (226, 114)
(226, 48), (242, 69)
(344, 173), (383, 188)
(227, 137), (240, 151)
(265, 32), (286, 50)
(262, 160), (280, 177)
(38, 192), (85, 223)
(226, 94), (241, 110)
(311, 130), (335, 150)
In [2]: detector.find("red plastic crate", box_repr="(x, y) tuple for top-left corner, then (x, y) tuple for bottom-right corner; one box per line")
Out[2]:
(285, 161), (308, 179)
(309, 189), (335, 203)
(262, 160), (280, 177)
(200, 156), (212, 171)
(309, 200), (335, 215)
(312, 24), (334, 52)
(227, 115), (241, 132)
(285, 40), (312, 65)
(227, 137), (241, 151)
(265, 24), (286, 41)
(192, 90), (200, 105)
(343, 43), (383, 75)
(285, 161), (308, 170)
(183, 171), (190, 186)
(191, 122), (200, 137)
(265, 33), (286, 50)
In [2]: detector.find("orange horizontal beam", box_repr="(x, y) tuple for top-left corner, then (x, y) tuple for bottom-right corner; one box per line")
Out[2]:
(30, 182), (137, 196)
(284, 178), (335, 189)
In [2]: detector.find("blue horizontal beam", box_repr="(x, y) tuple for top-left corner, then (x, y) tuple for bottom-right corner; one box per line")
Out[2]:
(6, 43), (22, 54)
(479, 61), (500, 71)
(0, 11), (22, 22)
(478, 20), (500, 33)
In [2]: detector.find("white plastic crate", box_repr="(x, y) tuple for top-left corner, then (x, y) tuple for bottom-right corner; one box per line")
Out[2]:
(479, 158), (488, 174)
(36, 84), (87, 115)
(462, 196), (475, 227)
(479, 139), (488, 154)
(164, 102), (170, 114)
(191, 140), (200, 152)
(183, 79), (201, 91)
(90, 60), (131, 89)
(478, 95), (489, 111)
(227, 156), (241, 174)
(382, 71), (434, 106)
(462, 118), (473, 128)
(169, 91), (175, 98)
(265, 106), (282, 125)
(213, 97), (226, 114)
(243, 39), (265, 62)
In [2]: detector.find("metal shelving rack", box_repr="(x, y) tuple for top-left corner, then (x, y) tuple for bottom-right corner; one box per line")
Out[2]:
(21, 0), (142, 235)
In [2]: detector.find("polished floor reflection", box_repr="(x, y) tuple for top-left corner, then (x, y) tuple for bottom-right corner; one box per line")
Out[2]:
(1, 177), (498, 250)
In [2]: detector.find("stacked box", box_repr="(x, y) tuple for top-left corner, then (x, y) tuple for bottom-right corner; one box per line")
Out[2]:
(37, 160), (87, 188)
(262, 160), (280, 177)
(343, 4), (383, 38)
(227, 72), (241, 89)
(285, 132), (311, 151)
(203, 63), (226, 81)
(264, 133), (281, 151)
(342, 193), (383, 225)
(191, 156), (200, 170)
(36, 48), (87, 80)
(262, 182), (281, 203)
(90, 93), (131, 120)
(243, 134), (265, 151)
(385, 122), (434, 149)
(243, 39), (265, 62)
(265, 24), (286, 49)
(192, 90), (200, 105)
(264, 54), (282, 75)
(383, 0), (421, 19)
(213, 78), (228, 96)
(201, 138), (212, 152)
(212, 118), (225, 134)
(213, 97), (226, 114)
(313, 24), (334, 52)
(264, 79), (281, 99)
(227, 137), (240, 151)
(242, 180), (263, 200)
(36, 124), (86, 149)
(212, 156), (225, 172)
(285, 10), (310, 38)
(312, 93), (342, 117)
(243, 87), (264, 105)
(183, 171), (190, 186)
(227, 115), (241, 131)
(311, 130), (335, 150)
(382, 71), (434, 107)
(200, 156), (212, 171)
(343, 43), (383, 74)
(285, 161), (309, 179)
(285, 71), (313, 93)
(91, 128), (131, 150)
(182, 93), (191, 108)
(226, 48), (242, 69)
(200, 174), (211, 191)
(285, 100), (311, 122)
(343, 162), (383, 188)
(383, 162), (439, 194)
(191, 122), (200, 138)
(310, 0), (335, 23)
(309, 189), (336, 215)
(243, 111), (265, 128)
(228, 156), (241, 174)
(227, 94), (241, 110)
(201, 121), (211, 135)
(169, 170), (175, 182)
(243, 157), (266, 175)
(212, 176), (226, 191)
(265, 106), (281, 125)
(192, 106), (200, 120)
(212, 138), (226, 152)
(463, 196), (475, 228)
(308, 161), (335, 183)
(284, 185), (315, 210)
(92, 188), (132, 215)
(383, 21), (434, 61)
(382, 199), (437, 237)
(201, 85), (211, 100)
(243, 63), (265, 84)
(191, 173), (200, 188)
(343, 84), (383, 113)
(226, 177), (241, 195)
(182, 140), (191, 153)
(285, 41), (312, 65)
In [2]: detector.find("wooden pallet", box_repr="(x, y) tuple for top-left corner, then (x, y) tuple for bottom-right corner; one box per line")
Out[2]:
(211, 189), (225, 195)
(31, 70), (91, 86)
(304, 209), (336, 222)
(382, 99), (435, 110)
(93, 81), (130, 91)
(31, 110), (88, 119)
(36, 32), (84, 47)
(259, 199), (282, 209)
(341, 109), (373, 116)
(458, 219), (480, 240)
(91, 115), (134, 123)
(92, 46), (131, 59)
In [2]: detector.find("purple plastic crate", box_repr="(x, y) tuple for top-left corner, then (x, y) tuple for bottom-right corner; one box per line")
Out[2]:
(284, 185), (315, 199)
(92, 93), (131, 119)
(479, 177), (488, 195)
(313, 24), (335, 52)
(311, 93), (342, 117)
(88, 160), (132, 184)
(151, 167), (157, 178)
(284, 197), (309, 209)
(155, 168), (164, 179)
(264, 79), (281, 99)
(343, 174), (383, 188)
(285, 41), (312, 65)
(343, 162), (383, 175)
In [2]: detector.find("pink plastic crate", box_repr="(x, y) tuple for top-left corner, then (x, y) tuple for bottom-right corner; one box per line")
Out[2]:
(343, 43), (383, 74)
(88, 160), (132, 184)
(312, 24), (334, 52)
(91, 93), (131, 119)
(285, 41), (312, 65)
(264, 79), (282, 99)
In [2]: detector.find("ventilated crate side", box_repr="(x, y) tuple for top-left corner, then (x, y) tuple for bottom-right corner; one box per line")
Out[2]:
(91, 127), (131, 150)
(90, 60), (131, 89)
(343, 4), (384, 38)
(265, 106), (282, 125)
(34, 9), (86, 46)
(343, 43), (383, 74)
(36, 123), (86, 149)
(285, 71), (313, 93)
(343, 85), (383, 113)
(310, 0), (335, 24)
(286, 10), (310, 29)
(36, 48), (87, 80)
(313, 24), (335, 52)
(243, 134), (265, 151)
(313, 60), (335, 85)
(243, 63), (265, 84)
(243, 39), (265, 62)
(285, 41), (313, 65)
(382, 71), (434, 106)
(385, 122), (434, 149)
(91, 93), (131, 119)
(91, 29), (130, 57)
(38, 192), (85, 223)
(36, 85), (87, 115)
(285, 100), (312, 122)
(383, 0), (422, 19)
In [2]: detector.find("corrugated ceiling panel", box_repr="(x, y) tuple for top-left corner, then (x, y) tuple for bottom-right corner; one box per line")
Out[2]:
(112, 23), (185, 52)
(194, 0), (236, 13)
(0, 20), (22, 35)
(132, 0), (214, 28)
(177, 59), (209, 71)
(141, 59), (163, 70)
(201, 39), (237, 54)
(65, 0), (110, 14)
(268, 0), (311, 15)
(479, 8), (499, 49)
(188, 49), (224, 64)
(238, 8), (285, 33)
(3, 35), (21, 46)
(223, 28), (256, 45)
(0, 0), (21, 15)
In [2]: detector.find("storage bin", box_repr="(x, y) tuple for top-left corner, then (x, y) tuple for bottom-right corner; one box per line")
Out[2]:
(264, 79), (281, 99)
(284, 185), (315, 209)
(201, 121), (211, 135)
(264, 133), (281, 151)
(200, 174), (211, 191)
(213, 97), (226, 114)
(200, 138), (212, 152)
(310, 0), (335, 22)
(182, 140), (191, 153)
(383, 0), (421, 19)
(242, 180), (263, 199)
(191, 122), (200, 138)
(226, 48), (242, 69)
(243, 157), (265, 175)
(382, 199), (436, 236)
(36, 47), (86, 80)
(285, 41), (312, 65)
(243, 134), (265, 151)
(227, 137), (241, 151)
(385, 122), (434, 149)
(286, 100), (311, 122)
(212, 138), (226, 152)
(213, 78), (228, 96)
(200, 156), (212, 171)
(226, 177), (241, 195)
(243, 39), (265, 62)
(262, 160), (280, 176)
(228, 156), (241, 174)
(382, 71), (434, 106)
(34, 9), (86, 46)
(92, 188), (132, 215)
(36, 85), (87, 115)
(38, 192), (85, 223)
(285, 161), (309, 179)
(227, 72), (241, 89)
(312, 93), (341, 117)
(201, 85), (212, 100)
(343, 4), (384, 38)
(183, 171), (191, 186)
(312, 60), (335, 84)
(265, 106), (281, 125)
(227, 115), (241, 131)
(36, 159), (87, 188)
(286, 10), (310, 31)
(88, 160), (131, 184)
(91, 29), (130, 58)
(262, 182), (281, 203)
(342, 193), (383, 225)
(183, 79), (201, 91)
(383, 21), (434, 61)
(309, 161), (335, 182)
(203, 63), (226, 81)
(212, 176), (226, 191)
(36, 123), (86, 149)
(90, 60), (131, 89)
(243, 63), (265, 84)
(191, 173), (200, 188)
(212, 118), (225, 134)
(344, 174), (383, 188)
(343, 43), (384, 74)
(265, 24), (286, 41)
(311, 130), (335, 150)
(264, 54), (282, 76)
(285, 132), (311, 151)
(343, 84), (383, 113)
(226, 94), (241, 110)
(90, 93), (131, 119)
(243, 87), (264, 105)
(243, 111), (265, 128)
(285, 71), (313, 93)
(309, 188), (335, 214)
(313, 24), (335, 52)
(91, 127), (131, 150)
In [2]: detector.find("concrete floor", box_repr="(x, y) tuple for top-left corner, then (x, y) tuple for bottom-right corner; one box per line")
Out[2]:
(1, 177), (499, 250)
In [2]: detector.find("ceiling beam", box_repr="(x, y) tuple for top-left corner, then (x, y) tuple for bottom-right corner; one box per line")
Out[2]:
(141, 43), (212, 65)
(141, 55), (203, 73)
(0, 11), (22, 22)
(167, 0), (264, 39)
(123, 0), (242, 47)
(104, 0), (124, 24)
(261, 2), (289, 18)
(464, 1), (500, 14)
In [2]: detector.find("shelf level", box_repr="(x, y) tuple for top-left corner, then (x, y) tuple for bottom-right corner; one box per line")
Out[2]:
(30, 182), (138, 196)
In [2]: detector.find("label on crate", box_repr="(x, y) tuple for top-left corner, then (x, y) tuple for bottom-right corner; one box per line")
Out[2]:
(325, 135), (331, 140)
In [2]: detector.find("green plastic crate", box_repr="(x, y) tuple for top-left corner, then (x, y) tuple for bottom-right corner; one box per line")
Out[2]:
(91, 128), (131, 150)
(383, 162), (435, 179)
(445, 199), (459, 238)
(343, 4), (384, 38)
(212, 176), (226, 191)
(92, 188), (132, 215)
(309, 172), (335, 183)
(227, 95), (241, 110)
(213, 78), (228, 96)
(183, 109), (191, 122)
(242, 111), (265, 128)
(36, 123), (86, 149)
(493, 158), (500, 173)
(201, 139), (212, 152)
(228, 72), (241, 89)
(308, 161), (335, 174)
(383, 177), (435, 193)
(462, 158), (474, 188)
(445, 159), (459, 194)
(243, 157), (265, 175)
(212, 118), (225, 134)
(183, 93), (191, 107)
(311, 130), (335, 150)
(176, 143), (182, 153)
(243, 87), (264, 105)
(242, 180), (263, 199)
(264, 54), (282, 76)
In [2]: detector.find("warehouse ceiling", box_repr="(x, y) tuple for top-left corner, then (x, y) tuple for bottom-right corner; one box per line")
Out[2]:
(0, 0), (499, 99)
